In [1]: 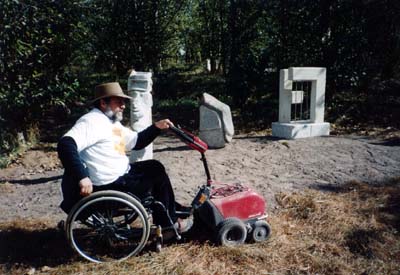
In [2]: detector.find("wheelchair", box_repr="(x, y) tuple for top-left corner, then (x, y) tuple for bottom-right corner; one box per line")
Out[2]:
(64, 189), (189, 263)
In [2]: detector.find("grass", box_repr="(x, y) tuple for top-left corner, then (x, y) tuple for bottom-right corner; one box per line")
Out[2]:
(1, 178), (399, 274)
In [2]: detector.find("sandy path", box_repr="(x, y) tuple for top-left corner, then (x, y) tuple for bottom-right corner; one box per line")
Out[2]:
(0, 133), (399, 224)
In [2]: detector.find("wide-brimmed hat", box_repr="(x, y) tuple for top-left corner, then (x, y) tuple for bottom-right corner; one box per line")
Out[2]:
(91, 82), (132, 104)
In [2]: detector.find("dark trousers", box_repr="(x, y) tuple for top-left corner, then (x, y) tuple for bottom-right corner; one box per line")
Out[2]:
(61, 159), (177, 227)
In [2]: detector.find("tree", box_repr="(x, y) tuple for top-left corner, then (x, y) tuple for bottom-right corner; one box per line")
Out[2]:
(226, 0), (267, 106)
(87, 0), (188, 75)
(0, 0), (85, 151)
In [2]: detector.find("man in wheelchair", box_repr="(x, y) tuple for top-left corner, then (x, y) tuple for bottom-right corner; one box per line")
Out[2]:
(57, 82), (193, 234)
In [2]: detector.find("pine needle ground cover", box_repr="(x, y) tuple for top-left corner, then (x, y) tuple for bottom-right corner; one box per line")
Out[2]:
(1, 178), (399, 275)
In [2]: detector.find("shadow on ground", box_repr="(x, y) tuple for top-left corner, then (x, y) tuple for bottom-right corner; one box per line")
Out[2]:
(310, 178), (400, 232)
(369, 137), (400, 147)
(0, 218), (212, 269)
(3, 175), (62, 185)
(153, 145), (192, 153)
(0, 226), (76, 267)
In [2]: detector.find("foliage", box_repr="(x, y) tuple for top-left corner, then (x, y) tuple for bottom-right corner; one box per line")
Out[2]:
(1, 0), (399, 157)
(0, 0), (85, 154)
(86, 0), (188, 75)
(153, 67), (226, 129)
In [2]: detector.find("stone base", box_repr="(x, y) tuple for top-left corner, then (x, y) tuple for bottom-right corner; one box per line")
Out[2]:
(272, 122), (330, 139)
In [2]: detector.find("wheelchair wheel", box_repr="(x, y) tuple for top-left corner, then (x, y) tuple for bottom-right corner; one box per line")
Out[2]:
(65, 190), (151, 263)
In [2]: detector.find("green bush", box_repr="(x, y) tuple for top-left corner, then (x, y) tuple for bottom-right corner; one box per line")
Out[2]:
(0, 0), (86, 155)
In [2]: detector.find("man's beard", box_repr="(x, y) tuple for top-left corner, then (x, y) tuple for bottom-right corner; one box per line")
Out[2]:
(104, 106), (123, 122)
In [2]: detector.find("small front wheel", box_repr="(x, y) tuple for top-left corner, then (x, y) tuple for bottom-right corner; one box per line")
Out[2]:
(251, 220), (271, 243)
(216, 217), (247, 246)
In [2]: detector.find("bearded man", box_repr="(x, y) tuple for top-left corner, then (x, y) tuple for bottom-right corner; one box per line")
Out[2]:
(57, 82), (192, 232)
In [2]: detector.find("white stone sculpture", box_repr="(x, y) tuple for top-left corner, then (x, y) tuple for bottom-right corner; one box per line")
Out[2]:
(199, 93), (234, 148)
(128, 70), (153, 161)
(272, 67), (330, 139)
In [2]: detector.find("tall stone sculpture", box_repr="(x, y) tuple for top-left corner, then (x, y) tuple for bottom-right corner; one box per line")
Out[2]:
(128, 70), (153, 161)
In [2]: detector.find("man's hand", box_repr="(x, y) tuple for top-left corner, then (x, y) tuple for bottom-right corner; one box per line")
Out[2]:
(155, 119), (174, 130)
(79, 177), (93, 196)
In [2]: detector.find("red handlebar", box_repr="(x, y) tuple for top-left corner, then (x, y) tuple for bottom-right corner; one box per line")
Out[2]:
(170, 126), (208, 153)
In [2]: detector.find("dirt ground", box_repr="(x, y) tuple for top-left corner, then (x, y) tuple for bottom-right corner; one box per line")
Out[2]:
(0, 130), (400, 225)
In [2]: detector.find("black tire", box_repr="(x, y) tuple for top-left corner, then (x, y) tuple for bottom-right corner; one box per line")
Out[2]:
(65, 190), (150, 263)
(251, 220), (271, 243)
(216, 217), (247, 246)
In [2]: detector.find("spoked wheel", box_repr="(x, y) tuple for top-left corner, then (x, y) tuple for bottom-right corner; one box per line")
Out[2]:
(251, 220), (271, 242)
(216, 217), (247, 246)
(65, 190), (150, 263)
